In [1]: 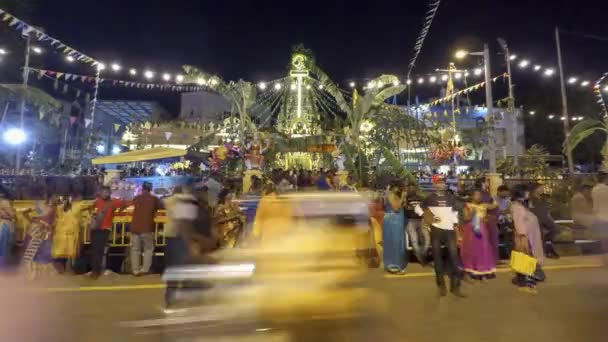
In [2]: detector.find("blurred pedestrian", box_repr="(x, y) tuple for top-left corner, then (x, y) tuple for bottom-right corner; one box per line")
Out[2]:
(214, 189), (245, 248)
(571, 181), (594, 231)
(21, 195), (59, 279)
(0, 186), (16, 269)
(511, 186), (544, 291)
(341, 175), (358, 192)
(591, 172), (608, 262)
(382, 182), (407, 274)
(421, 177), (464, 297)
(130, 182), (162, 276)
(52, 196), (86, 265)
(528, 183), (560, 259)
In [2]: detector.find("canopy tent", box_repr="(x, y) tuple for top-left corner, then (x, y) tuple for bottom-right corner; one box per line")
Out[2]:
(92, 147), (204, 165)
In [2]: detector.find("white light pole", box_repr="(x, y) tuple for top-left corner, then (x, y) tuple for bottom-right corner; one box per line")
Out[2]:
(498, 38), (519, 170)
(555, 26), (574, 173)
(16, 33), (32, 173)
(455, 44), (496, 172)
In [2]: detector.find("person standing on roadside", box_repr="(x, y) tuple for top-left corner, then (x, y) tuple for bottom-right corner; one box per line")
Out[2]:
(404, 182), (428, 265)
(421, 177), (464, 297)
(130, 182), (162, 276)
(89, 186), (128, 279)
(591, 172), (608, 264)
(528, 183), (560, 259)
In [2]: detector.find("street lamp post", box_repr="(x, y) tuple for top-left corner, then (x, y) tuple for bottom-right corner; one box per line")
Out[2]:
(16, 33), (32, 173)
(555, 26), (574, 174)
(482, 43), (496, 173)
(457, 45), (496, 172)
(498, 38), (519, 170)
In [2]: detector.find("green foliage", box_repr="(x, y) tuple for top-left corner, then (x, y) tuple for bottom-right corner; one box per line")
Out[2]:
(565, 117), (608, 171)
(498, 144), (555, 177)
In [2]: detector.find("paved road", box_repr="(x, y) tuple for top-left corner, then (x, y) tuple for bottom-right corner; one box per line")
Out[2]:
(4, 256), (608, 342)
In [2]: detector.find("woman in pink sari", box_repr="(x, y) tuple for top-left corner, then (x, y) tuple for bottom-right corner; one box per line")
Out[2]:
(510, 187), (544, 290)
(460, 189), (497, 280)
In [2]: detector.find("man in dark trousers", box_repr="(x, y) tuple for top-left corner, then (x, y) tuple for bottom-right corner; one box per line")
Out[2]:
(528, 183), (560, 259)
(421, 177), (465, 297)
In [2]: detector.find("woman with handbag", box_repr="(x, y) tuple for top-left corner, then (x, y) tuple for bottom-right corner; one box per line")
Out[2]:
(511, 186), (544, 291)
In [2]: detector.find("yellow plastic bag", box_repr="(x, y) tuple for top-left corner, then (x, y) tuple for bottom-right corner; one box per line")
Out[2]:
(510, 251), (537, 276)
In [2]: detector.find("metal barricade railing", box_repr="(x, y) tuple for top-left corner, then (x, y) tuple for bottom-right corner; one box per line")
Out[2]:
(81, 211), (168, 247)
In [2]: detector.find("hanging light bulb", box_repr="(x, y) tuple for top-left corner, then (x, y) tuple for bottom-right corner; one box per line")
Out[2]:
(406, 79), (412, 85)
(97, 62), (106, 71)
(129, 68), (137, 76)
(533, 65), (542, 71)
(518, 60), (529, 68)
(429, 76), (437, 83)
(454, 72), (462, 79)
(290, 83), (297, 91)
(417, 77), (424, 84)
(473, 68), (482, 76)
(509, 54), (517, 61)
(441, 74), (449, 81)
(144, 70), (154, 79)
(66, 55), (75, 63)
(567, 77), (578, 84)
(111, 63), (121, 72)
(318, 84), (324, 90)
(392, 79), (400, 86)
(258, 82), (267, 90)
(196, 78), (206, 85)
(377, 81), (384, 88)
(349, 81), (356, 88)
(274, 83), (281, 90)
(306, 84), (311, 90)
(175, 74), (184, 83)
(543, 68), (555, 76)
(162, 73), (171, 81)
(367, 81), (375, 89)
(581, 80), (590, 87)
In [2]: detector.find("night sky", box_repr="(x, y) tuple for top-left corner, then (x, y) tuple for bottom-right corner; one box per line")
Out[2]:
(1, 0), (607, 154)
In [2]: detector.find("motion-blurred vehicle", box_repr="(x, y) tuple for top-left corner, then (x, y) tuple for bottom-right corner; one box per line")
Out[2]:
(152, 192), (386, 339)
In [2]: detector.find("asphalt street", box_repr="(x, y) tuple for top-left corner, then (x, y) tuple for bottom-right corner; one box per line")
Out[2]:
(5, 256), (608, 342)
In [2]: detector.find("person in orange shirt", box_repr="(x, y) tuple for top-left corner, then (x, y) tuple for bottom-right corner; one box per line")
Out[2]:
(89, 186), (129, 279)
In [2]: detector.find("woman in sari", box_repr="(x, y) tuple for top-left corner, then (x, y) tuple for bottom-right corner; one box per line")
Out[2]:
(461, 189), (497, 280)
(0, 187), (16, 269)
(213, 189), (245, 248)
(52, 196), (85, 266)
(21, 195), (59, 279)
(382, 182), (407, 273)
(511, 186), (544, 291)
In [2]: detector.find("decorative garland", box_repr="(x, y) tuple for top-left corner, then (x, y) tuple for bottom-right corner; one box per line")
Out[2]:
(426, 73), (507, 106)
(407, 0), (442, 80)
(0, 9), (99, 66)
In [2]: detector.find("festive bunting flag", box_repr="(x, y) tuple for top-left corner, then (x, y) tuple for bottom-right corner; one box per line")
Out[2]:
(114, 123), (121, 132)
(39, 111), (45, 120)
(84, 118), (92, 128)
(164, 132), (173, 141)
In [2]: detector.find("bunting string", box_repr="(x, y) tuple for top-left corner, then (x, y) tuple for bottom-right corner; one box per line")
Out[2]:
(0, 8), (100, 66)
(407, 0), (441, 80)
(594, 72), (608, 117)
(26, 67), (206, 92)
(426, 73), (507, 106)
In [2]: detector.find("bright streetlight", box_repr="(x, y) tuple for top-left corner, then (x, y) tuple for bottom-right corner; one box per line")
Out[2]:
(454, 50), (468, 59)
(111, 63), (121, 72)
(3, 128), (26, 145)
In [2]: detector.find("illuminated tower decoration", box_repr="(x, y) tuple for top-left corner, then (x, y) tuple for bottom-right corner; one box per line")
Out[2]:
(276, 52), (321, 137)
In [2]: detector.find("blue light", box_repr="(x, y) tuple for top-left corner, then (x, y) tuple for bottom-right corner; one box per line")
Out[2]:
(96, 144), (106, 154)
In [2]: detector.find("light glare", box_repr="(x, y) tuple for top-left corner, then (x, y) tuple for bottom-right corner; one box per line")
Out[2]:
(518, 60), (529, 68)
(3, 128), (26, 145)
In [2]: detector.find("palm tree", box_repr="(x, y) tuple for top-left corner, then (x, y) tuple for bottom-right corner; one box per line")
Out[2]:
(182, 66), (257, 142)
(565, 117), (608, 171)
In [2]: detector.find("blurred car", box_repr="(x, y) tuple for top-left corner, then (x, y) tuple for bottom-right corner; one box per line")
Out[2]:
(156, 192), (387, 338)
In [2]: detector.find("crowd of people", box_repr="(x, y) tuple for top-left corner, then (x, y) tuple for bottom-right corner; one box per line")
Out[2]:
(375, 175), (580, 296)
(0, 168), (606, 303)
